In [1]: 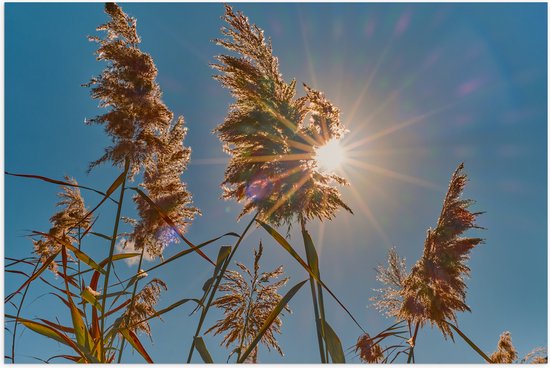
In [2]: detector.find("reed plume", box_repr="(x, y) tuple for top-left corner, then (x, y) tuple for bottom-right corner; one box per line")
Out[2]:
(521, 347), (547, 364)
(32, 178), (90, 274)
(490, 331), (517, 363)
(128, 117), (200, 259)
(206, 242), (289, 362)
(355, 333), (384, 363)
(373, 164), (483, 338)
(119, 278), (167, 337)
(214, 4), (351, 226)
(85, 2), (175, 179)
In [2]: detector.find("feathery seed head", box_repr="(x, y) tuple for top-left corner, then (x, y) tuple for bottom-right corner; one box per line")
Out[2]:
(398, 164), (483, 338)
(521, 347), (547, 364)
(373, 164), (483, 339)
(86, 3), (175, 179)
(206, 242), (289, 362)
(490, 331), (518, 364)
(371, 247), (408, 319)
(355, 333), (384, 363)
(214, 5), (351, 226)
(33, 178), (90, 274)
(120, 278), (167, 337)
(128, 117), (200, 259)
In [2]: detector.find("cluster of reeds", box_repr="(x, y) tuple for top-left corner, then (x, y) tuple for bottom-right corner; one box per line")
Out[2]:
(5, 2), (546, 364)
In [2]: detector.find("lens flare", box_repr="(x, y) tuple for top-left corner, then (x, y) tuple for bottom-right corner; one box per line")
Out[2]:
(314, 138), (346, 173)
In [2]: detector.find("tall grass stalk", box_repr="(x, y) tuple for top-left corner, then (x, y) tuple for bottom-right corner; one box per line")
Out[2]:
(99, 159), (130, 360)
(117, 247), (146, 363)
(9, 260), (40, 363)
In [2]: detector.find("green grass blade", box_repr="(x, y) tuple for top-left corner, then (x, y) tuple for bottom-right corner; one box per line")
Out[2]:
(130, 187), (215, 266)
(119, 328), (153, 363)
(39, 231), (104, 274)
(187, 214), (257, 363)
(321, 319), (346, 363)
(144, 233), (237, 277)
(302, 228), (319, 277)
(88, 232), (112, 241)
(74, 171), (126, 230)
(257, 220), (365, 333)
(5, 250), (60, 303)
(5, 172), (117, 204)
(60, 242), (94, 355)
(38, 319), (75, 334)
(80, 288), (103, 312)
(129, 298), (202, 328)
(194, 337), (213, 363)
(238, 279), (308, 363)
(302, 225), (326, 363)
(15, 317), (90, 361)
(20, 319), (75, 347)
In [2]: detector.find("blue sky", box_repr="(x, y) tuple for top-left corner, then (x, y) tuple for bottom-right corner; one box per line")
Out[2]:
(5, 2), (547, 363)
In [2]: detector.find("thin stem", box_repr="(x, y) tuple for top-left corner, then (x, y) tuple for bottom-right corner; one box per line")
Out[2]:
(187, 212), (258, 363)
(77, 228), (89, 328)
(10, 260), (40, 363)
(444, 320), (493, 363)
(117, 247), (145, 363)
(407, 322), (420, 363)
(99, 159), (130, 361)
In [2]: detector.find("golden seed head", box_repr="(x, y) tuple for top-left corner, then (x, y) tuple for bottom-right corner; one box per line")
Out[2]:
(206, 242), (289, 362)
(355, 333), (384, 363)
(373, 164), (483, 339)
(33, 178), (90, 274)
(214, 5), (351, 226)
(490, 331), (518, 363)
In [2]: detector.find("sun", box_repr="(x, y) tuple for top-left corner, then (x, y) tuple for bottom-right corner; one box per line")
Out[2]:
(314, 138), (346, 173)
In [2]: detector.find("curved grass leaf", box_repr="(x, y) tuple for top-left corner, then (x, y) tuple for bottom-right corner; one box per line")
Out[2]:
(14, 318), (87, 360)
(89, 232), (112, 241)
(6, 270), (29, 277)
(40, 277), (79, 298)
(5, 172), (117, 204)
(38, 319), (75, 334)
(130, 187), (215, 266)
(71, 171), (127, 232)
(81, 216), (99, 239)
(119, 328), (153, 363)
(5, 257), (36, 268)
(32, 231), (105, 275)
(102, 299), (131, 319)
(46, 354), (82, 363)
(5, 251), (60, 303)
(302, 229), (319, 277)
(238, 279), (308, 363)
(322, 319), (345, 363)
(302, 226), (327, 362)
(187, 214), (258, 364)
(81, 288), (103, 312)
(257, 220), (365, 333)
(194, 336), (213, 363)
(61, 242), (93, 354)
(143, 233), (237, 277)
(130, 298), (202, 328)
